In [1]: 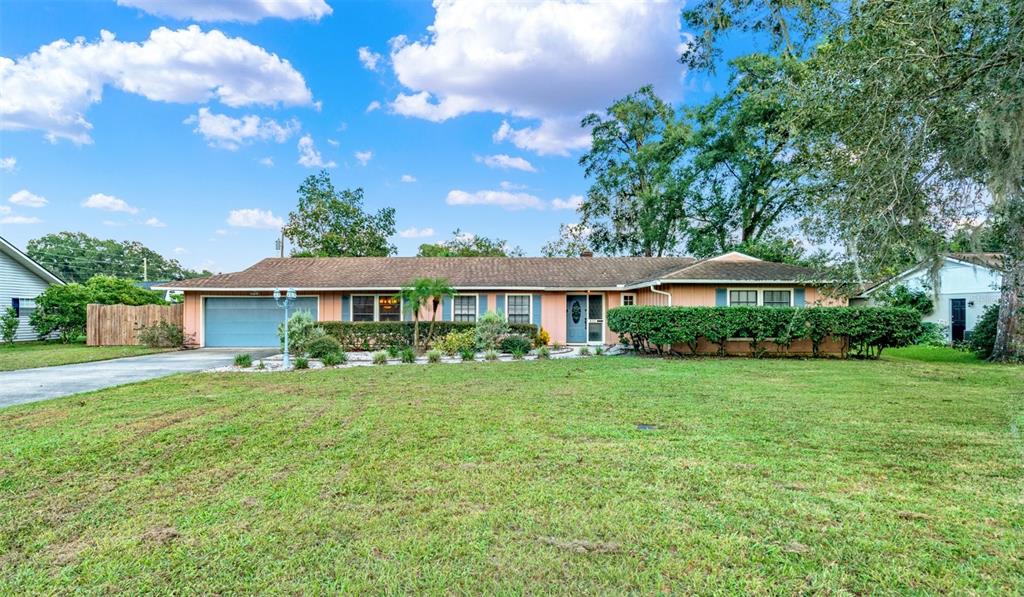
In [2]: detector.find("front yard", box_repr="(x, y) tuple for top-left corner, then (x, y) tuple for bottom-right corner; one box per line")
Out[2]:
(1, 356), (1020, 593)
(0, 341), (173, 371)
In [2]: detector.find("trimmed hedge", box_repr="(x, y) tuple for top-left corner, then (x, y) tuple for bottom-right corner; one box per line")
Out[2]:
(607, 306), (921, 358)
(318, 321), (538, 351)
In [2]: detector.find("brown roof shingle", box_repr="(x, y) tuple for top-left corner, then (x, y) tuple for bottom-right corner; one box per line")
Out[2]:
(160, 255), (827, 290)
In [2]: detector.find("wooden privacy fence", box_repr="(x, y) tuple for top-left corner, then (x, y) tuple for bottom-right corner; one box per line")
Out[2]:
(87, 303), (183, 346)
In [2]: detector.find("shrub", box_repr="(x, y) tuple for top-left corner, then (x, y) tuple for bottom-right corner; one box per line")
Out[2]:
(234, 353), (252, 367)
(499, 334), (532, 354)
(386, 345), (403, 358)
(30, 284), (92, 342)
(511, 347), (526, 360)
(459, 348), (477, 362)
(321, 351), (346, 366)
(551, 341), (563, 351)
(876, 284), (934, 316)
(484, 349), (499, 361)
(967, 304), (999, 359)
(1, 307), (19, 345)
(535, 346), (551, 359)
(436, 329), (476, 355)
(399, 347), (416, 363)
(426, 349), (442, 364)
(318, 321), (537, 351)
(372, 351), (389, 365)
(594, 346), (605, 356)
(578, 346), (591, 356)
(916, 322), (947, 346)
(278, 311), (326, 356)
(307, 335), (342, 359)
(535, 326), (551, 347)
(294, 357), (309, 369)
(255, 361), (266, 370)
(137, 321), (184, 348)
(474, 312), (509, 351)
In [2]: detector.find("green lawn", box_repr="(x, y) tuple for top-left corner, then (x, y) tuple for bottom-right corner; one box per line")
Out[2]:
(0, 341), (173, 371)
(1, 357), (1021, 593)
(884, 344), (984, 364)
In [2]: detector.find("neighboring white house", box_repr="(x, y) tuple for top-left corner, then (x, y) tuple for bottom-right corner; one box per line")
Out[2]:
(853, 253), (1004, 343)
(0, 235), (65, 341)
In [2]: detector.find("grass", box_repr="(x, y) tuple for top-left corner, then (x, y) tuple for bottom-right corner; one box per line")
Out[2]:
(1, 357), (1022, 593)
(0, 341), (173, 371)
(885, 344), (983, 364)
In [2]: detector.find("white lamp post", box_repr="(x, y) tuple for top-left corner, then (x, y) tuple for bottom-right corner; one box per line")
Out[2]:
(273, 287), (297, 368)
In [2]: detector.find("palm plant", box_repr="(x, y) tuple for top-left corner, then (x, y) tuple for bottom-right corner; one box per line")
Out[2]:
(396, 277), (456, 351)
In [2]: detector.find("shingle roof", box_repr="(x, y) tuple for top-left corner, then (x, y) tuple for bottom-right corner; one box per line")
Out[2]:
(158, 254), (825, 291)
(947, 252), (1004, 270)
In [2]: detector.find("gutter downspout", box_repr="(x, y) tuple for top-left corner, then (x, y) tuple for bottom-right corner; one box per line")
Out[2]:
(650, 284), (672, 306)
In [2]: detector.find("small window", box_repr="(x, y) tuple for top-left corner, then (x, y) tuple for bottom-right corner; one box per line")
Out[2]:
(378, 296), (401, 322)
(507, 295), (531, 324)
(11, 298), (20, 318)
(453, 295), (477, 322)
(621, 294), (636, 306)
(763, 290), (792, 308)
(729, 290), (758, 306)
(352, 296), (375, 322)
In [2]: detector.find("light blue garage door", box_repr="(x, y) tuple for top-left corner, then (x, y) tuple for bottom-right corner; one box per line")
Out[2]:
(204, 297), (318, 347)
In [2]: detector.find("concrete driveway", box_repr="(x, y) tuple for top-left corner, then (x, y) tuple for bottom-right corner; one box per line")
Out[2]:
(0, 348), (279, 409)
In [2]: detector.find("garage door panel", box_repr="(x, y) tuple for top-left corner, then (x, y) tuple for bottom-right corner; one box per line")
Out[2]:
(204, 297), (318, 347)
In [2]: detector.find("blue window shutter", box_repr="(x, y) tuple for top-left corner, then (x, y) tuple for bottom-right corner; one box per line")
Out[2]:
(478, 294), (488, 315)
(715, 288), (727, 306)
(11, 298), (20, 318)
(532, 294), (542, 326)
(442, 295), (452, 321)
(341, 295), (350, 321)
(495, 294), (505, 315)
(794, 288), (806, 307)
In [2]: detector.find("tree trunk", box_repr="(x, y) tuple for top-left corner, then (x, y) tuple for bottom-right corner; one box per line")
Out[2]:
(425, 298), (440, 348)
(990, 253), (1022, 361)
(413, 315), (420, 352)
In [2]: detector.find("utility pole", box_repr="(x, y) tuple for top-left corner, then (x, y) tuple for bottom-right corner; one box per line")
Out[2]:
(276, 229), (285, 257)
(143, 257), (148, 282)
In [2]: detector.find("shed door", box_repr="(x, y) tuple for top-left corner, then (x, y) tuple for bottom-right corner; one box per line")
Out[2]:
(204, 297), (318, 347)
(950, 298), (966, 343)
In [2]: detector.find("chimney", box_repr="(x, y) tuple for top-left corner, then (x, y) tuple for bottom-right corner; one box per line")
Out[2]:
(580, 251), (594, 258)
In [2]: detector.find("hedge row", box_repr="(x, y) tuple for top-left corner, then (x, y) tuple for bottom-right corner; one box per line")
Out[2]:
(318, 320), (538, 351)
(607, 306), (921, 358)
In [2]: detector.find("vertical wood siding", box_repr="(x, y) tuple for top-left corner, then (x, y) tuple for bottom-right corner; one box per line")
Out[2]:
(87, 303), (183, 346)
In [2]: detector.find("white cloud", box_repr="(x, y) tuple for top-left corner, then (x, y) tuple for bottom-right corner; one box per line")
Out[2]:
(327, 138), (340, 147)
(145, 217), (167, 227)
(475, 153), (536, 172)
(258, 157), (274, 167)
(358, 47), (382, 71)
(366, 100), (382, 113)
(227, 208), (283, 229)
(184, 108), (300, 150)
(398, 226), (435, 238)
(8, 189), (47, 207)
(0, 205), (10, 214)
(446, 189), (543, 210)
(0, 26), (314, 144)
(102, 220), (124, 227)
(499, 181), (526, 190)
(551, 194), (584, 210)
(354, 150), (373, 166)
(116, 0), (332, 23)
(0, 157), (15, 171)
(388, 0), (686, 155)
(82, 193), (138, 214)
(493, 117), (591, 156)
(215, 228), (228, 235)
(1, 215), (41, 224)
(297, 134), (336, 168)
(400, 174), (417, 183)
(174, 246), (188, 254)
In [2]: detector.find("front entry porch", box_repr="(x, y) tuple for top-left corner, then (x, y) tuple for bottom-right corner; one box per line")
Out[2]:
(565, 294), (605, 344)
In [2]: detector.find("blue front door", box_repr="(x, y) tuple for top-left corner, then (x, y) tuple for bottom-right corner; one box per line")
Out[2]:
(204, 297), (318, 347)
(566, 295), (587, 343)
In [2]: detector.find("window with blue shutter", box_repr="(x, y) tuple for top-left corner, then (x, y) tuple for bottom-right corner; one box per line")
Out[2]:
(532, 294), (542, 327)
(715, 288), (727, 306)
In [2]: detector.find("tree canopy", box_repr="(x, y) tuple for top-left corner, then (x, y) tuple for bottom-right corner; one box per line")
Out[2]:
(27, 232), (211, 283)
(417, 229), (523, 257)
(284, 171), (396, 257)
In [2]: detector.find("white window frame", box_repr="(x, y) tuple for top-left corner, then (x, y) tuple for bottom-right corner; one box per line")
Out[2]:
(349, 294), (404, 322)
(727, 288), (761, 306)
(587, 293), (606, 345)
(505, 293), (532, 325)
(452, 293), (479, 322)
(761, 289), (794, 308)
(620, 293), (637, 307)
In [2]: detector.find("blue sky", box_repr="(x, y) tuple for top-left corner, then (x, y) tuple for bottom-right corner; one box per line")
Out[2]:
(0, 0), (742, 273)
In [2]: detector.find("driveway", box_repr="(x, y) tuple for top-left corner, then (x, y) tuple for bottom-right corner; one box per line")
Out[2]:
(0, 348), (279, 409)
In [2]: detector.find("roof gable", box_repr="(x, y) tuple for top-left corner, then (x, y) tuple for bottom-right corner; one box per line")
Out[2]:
(0, 235), (64, 286)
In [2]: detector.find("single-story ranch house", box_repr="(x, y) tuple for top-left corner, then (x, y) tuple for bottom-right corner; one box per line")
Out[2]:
(155, 251), (845, 348)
